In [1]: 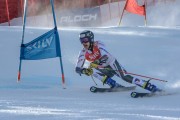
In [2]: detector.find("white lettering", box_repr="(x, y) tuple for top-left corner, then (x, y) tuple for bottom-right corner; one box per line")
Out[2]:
(26, 36), (54, 52)
(60, 14), (97, 23)
(89, 14), (97, 21)
(82, 15), (89, 21)
(61, 17), (68, 23)
(46, 36), (53, 47)
(89, 51), (100, 60)
(74, 15), (81, 22)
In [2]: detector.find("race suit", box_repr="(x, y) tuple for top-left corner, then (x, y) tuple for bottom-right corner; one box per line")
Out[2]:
(75, 41), (134, 84)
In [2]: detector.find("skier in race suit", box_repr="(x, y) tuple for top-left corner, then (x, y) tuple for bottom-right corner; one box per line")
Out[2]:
(75, 30), (159, 92)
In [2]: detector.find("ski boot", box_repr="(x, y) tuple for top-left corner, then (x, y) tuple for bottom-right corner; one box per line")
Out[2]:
(143, 81), (162, 93)
(133, 78), (160, 93)
(102, 76), (123, 88)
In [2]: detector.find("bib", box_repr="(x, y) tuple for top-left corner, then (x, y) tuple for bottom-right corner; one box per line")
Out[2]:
(85, 44), (101, 62)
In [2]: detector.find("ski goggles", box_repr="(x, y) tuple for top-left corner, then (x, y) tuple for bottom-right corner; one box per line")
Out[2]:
(80, 38), (89, 44)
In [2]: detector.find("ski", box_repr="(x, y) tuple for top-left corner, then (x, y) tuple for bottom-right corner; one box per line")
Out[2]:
(130, 91), (172, 98)
(90, 86), (136, 93)
(131, 92), (154, 98)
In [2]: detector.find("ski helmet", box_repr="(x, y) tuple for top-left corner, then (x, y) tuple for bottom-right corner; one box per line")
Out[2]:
(79, 30), (94, 44)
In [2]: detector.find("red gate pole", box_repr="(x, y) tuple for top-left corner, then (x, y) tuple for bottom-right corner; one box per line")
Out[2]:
(5, 0), (10, 26)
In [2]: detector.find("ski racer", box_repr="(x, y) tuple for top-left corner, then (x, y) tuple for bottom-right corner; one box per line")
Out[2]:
(75, 30), (160, 93)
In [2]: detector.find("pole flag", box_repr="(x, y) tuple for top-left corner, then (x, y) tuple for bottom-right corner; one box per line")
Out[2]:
(17, 0), (66, 89)
(20, 28), (60, 60)
(125, 0), (146, 16)
(118, 0), (147, 26)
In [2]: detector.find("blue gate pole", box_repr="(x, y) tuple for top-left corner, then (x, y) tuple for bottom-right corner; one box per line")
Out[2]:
(50, 0), (66, 88)
(18, 0), (28, 82)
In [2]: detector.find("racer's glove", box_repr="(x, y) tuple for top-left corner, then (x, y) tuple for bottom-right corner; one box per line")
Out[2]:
(82, 68), (93, 76)
(90, 63), (99, 68)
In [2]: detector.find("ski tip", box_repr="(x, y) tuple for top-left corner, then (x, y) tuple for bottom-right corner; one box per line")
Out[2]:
(90, 86), (97, 93)
(131, 92), (138, 98)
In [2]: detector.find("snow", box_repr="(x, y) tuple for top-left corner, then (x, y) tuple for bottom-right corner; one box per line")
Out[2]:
(0, 25), (180, 120)
(1, 0), (180, 119)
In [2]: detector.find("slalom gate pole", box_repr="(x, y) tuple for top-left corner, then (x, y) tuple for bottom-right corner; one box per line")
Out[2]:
(17, 0), (28, 82)
(50, 0), (66, 89)
(118, 0), (128, 26)
(121, 71), (168, 82)
(144, 0), (147, 26)
(5, 0), (10, 26)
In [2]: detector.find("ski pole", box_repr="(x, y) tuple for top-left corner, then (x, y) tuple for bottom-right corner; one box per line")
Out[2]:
(90, 75), (98, 86)
(88, 65), (98, 86)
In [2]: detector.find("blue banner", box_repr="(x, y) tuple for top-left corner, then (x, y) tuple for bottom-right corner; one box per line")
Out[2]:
(58, 7), (101, 27)
(20, 28), (60, 60)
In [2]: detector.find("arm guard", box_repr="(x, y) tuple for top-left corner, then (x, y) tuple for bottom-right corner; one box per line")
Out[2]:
(75, 49), (86, 76)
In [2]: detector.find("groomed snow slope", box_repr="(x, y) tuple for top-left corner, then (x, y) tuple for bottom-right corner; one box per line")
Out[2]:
(0, 26), (180, 120)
